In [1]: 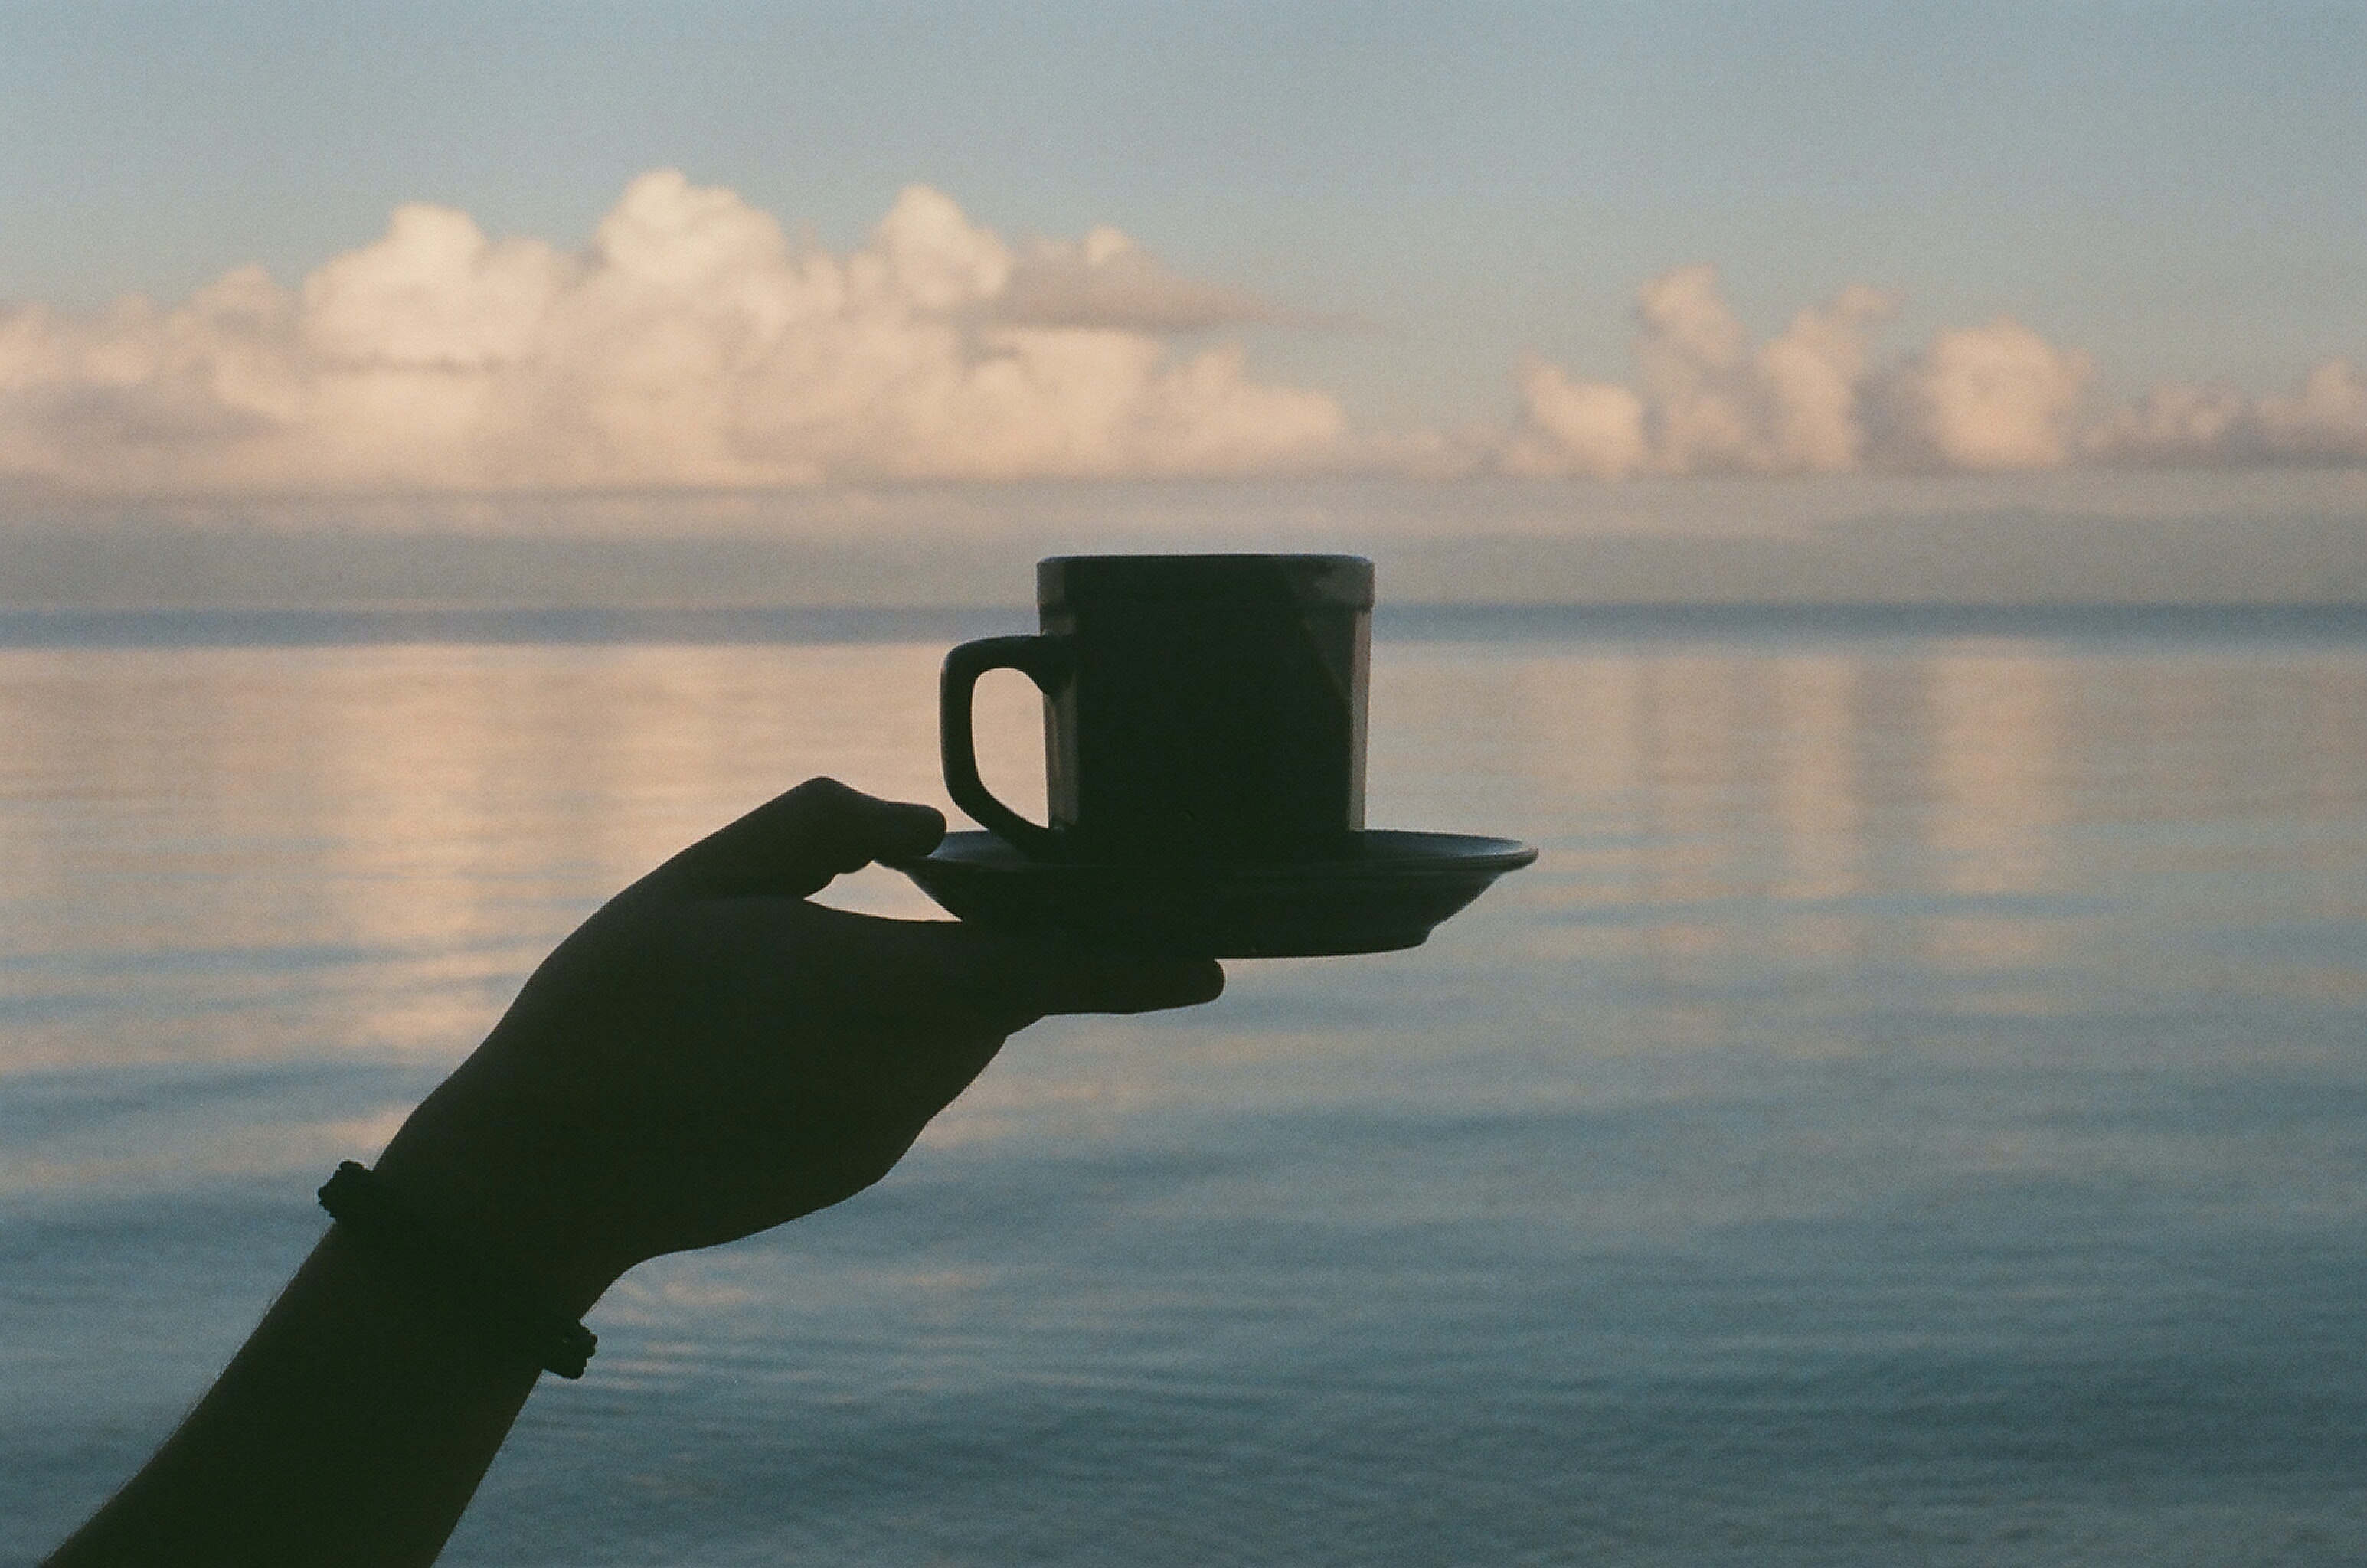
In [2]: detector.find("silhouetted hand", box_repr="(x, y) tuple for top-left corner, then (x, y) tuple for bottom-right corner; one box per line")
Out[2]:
(374, 777), (1224, 1315)
(47, 778), (1224, 1568)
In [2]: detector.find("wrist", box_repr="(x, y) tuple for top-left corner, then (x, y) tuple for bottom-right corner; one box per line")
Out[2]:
(317, 1162), (600, 1379)
(371, 1079), (630, 1323)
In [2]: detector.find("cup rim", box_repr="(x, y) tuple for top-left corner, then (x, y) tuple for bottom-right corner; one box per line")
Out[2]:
(1038, 554), (1374, 610)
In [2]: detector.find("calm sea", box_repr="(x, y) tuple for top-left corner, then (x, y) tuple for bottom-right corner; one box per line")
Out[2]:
(4, 607), (2364, 1566)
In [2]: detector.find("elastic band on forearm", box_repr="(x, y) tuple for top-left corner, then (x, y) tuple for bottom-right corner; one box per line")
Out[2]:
(318, 1161), (596, 1380)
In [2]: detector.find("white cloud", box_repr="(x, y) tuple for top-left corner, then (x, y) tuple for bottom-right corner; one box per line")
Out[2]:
(1502, 266), (1892, 478)
(2087, 359), (2367, 466)
(1504, 266), (2101, 477)
(1872, 317), (2092, 472)
(0, 172), (1349, 495)
(8, 192), (2362, 501)
(1499, 358), (1646, 479)
(1630, 264), (1894, 475)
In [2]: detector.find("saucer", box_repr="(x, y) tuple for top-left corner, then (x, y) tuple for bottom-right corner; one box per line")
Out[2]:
(892, 830), (1538, 958)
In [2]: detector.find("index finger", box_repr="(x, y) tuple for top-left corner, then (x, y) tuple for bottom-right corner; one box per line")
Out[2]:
(644, 778), (947, 902)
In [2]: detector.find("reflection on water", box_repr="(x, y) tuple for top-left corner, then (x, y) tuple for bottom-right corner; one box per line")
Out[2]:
(0, 644), (953, 1077)
(4, 622), (2366, 1566)
(1774, 655), (1860, 905)
(1924, 649), (2061, 972)
(1929, 652), (2059, 884)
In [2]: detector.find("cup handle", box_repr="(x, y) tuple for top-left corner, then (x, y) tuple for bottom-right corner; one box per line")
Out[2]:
(940, 633), (1071, 858)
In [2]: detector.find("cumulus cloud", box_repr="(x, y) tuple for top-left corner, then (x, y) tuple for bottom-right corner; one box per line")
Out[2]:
(2087, 360), (2367, 466)
(0, 172), (1349, 495)
(1502, 263), (2367, 477)
(1504, 265), (2098, 477)
(1871, 317), (2094, 472)
(9, 188), (2362, 499)
(1500, 359), (1646, 480)
(1503, 266), (1895, 478)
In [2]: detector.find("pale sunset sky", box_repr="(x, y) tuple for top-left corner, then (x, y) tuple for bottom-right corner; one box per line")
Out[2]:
(2, 0), (2363, 564)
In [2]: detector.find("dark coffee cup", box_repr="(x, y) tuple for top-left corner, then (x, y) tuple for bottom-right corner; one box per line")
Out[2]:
(940, 554), (1375, 863)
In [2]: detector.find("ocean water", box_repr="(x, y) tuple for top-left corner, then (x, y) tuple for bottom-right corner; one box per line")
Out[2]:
(3, 608), (2365, 1566)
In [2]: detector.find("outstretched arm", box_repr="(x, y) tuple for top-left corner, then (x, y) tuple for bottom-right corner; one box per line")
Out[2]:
(47, 779), (1222, 1566)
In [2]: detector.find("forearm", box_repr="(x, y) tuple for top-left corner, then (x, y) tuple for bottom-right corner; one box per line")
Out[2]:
(46, 1223), (548, 1568)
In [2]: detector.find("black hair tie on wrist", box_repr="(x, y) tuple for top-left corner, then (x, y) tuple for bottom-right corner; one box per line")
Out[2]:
(318, 1161), (596, 1380)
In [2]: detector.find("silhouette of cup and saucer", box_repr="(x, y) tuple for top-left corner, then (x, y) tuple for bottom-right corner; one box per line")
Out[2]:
(894, 554), (1536, 957)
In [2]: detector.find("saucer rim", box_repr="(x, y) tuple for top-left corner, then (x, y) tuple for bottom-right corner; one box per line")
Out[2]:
(904, 828), (1539, 882)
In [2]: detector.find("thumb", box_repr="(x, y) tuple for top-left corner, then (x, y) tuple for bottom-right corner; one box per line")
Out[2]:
(646, 777), (946, 900)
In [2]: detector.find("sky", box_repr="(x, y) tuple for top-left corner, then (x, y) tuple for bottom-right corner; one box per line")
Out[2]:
(2, 0), (2364, 521)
